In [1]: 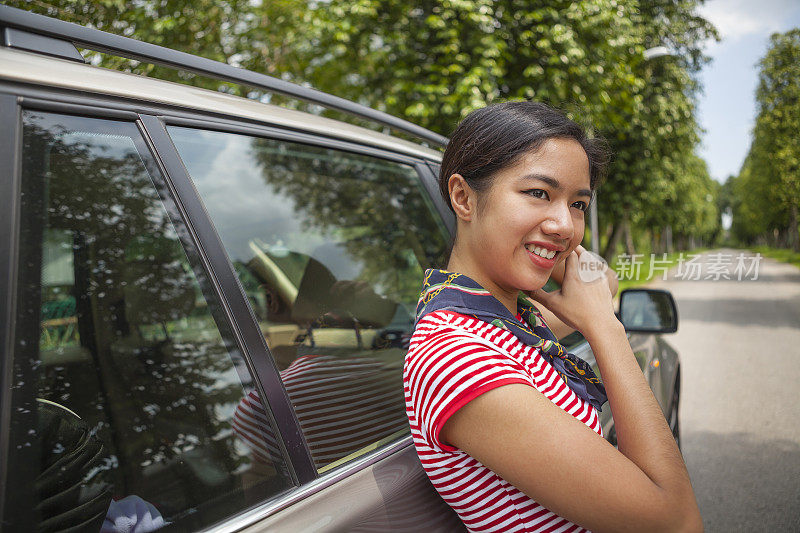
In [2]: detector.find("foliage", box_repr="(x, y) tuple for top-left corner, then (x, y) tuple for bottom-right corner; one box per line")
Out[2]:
(288, 0), (719, 257)
(730, 29), (800, 250)
(8, 0), (721, 252)
(294, 0), (644, 135)
(602, 0), (718, 257)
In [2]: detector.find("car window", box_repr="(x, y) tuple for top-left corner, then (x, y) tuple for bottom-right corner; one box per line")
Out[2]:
(4, 111), (293, 532)
(168, 127), (450, 473)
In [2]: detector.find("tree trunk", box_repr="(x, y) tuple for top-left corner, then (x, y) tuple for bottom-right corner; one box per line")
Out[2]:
(651, 229), (660, 256)
(790, 204), (799, 252)
(602, 222), (623, 263)
(664, 224), (673, 254)
(622, 218), (636, 256)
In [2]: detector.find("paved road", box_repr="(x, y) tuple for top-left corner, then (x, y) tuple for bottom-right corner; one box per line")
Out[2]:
(648, 248), (800, 532)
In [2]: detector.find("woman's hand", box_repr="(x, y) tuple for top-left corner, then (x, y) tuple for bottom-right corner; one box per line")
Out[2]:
(527, 246), (617, 338)
(544, 244), (618, 296)
(525, 245), (619, 340)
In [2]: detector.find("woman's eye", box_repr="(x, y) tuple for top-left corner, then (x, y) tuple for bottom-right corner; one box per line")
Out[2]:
(572, 201), (588, 212)
(525, 189), (549, 200)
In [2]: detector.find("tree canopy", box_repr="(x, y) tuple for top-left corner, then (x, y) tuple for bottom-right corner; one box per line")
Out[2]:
(9, 0), (722, 256)
(729, 29), (800, 251)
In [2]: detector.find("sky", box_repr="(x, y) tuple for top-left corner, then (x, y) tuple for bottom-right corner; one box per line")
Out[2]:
(697, 0), (800, 184)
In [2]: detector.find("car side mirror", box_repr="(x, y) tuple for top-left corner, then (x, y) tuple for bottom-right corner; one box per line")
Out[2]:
(618, 289), (678, 334)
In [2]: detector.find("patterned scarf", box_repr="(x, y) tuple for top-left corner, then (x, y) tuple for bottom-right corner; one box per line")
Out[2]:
(415, 269), (607, 411)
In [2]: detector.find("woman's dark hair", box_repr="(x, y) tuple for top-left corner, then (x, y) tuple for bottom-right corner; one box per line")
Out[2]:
(439, 101), (609, 211)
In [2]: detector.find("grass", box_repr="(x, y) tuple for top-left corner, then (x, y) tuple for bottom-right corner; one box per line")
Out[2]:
(750, 245), (800, 269)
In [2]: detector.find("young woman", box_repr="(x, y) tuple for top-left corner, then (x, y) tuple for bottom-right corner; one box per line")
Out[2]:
(403, 101), (701, 532)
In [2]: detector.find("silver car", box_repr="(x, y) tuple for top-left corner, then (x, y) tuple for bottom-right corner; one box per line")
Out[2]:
(0, 6), (681, 532)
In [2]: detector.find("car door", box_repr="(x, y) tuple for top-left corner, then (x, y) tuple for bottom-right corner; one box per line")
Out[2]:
(0, 104), (301, 531)
(146, 116), (466, 531)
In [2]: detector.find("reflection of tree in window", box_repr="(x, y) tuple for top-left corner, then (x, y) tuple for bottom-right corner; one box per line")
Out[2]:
(250, 139), (448, 304)
(12, 114), (290, 531)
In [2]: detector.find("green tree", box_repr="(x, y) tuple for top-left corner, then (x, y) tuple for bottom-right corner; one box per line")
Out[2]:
(755, 29), (800, 250)
(291, 0), (717, 259)
(729, 29), (800, 250)
(731, 134), (789, 246)
(600, 0), (718, 259)
(9, 0), (719, 254)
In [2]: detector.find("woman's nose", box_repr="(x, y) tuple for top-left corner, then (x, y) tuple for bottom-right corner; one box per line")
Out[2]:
(540, 202), (574, 240)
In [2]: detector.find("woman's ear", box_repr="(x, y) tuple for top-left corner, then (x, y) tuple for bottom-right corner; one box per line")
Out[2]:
(448, 174), (475, 222)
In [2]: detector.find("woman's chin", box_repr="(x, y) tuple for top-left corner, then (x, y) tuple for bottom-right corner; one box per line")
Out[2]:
(518, 275), (549, 294)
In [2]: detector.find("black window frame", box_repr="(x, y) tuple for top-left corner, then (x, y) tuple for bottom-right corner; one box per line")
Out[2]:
(0, 83), (456, 528)
(0, 92), (22, 528)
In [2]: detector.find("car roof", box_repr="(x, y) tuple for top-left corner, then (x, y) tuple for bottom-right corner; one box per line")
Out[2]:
(0, 47), (443, 162)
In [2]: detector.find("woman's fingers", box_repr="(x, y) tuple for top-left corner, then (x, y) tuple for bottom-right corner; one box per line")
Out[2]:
(563, 250), (580, 280)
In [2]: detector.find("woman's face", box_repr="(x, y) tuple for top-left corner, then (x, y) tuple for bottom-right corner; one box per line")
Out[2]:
(464, 137), (592, 294)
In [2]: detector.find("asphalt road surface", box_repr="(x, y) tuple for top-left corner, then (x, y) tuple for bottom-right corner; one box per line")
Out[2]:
(647, 248), (800, 532)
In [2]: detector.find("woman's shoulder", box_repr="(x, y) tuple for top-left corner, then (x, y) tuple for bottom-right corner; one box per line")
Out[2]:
(407, 310), (534, 376)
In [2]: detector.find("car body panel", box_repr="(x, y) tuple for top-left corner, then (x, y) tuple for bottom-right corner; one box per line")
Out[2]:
(227, 444), (464, 533)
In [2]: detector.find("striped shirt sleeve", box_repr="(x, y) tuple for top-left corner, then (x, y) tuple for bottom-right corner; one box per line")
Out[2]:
(406, 316), (535, 452)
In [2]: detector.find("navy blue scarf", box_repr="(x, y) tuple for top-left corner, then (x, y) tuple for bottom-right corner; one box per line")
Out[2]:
(415, 269), (607, 411)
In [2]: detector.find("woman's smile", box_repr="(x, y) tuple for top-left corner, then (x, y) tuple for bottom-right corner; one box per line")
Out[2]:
(525, 241), (563, 268)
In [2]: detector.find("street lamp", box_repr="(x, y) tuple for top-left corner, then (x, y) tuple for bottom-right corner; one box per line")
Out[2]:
(643, 46), (671, 61)
(643, 46), (676, 253)
(589, 189), (600, 255)
(587, 46), (675, 256)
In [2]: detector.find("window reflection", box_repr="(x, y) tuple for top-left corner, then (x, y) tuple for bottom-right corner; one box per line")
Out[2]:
(169, 128), (449, 471)
(7, 112), (291, 532)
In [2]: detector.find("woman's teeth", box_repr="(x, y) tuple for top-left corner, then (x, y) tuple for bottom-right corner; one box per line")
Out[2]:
(526, 245), (557, 259)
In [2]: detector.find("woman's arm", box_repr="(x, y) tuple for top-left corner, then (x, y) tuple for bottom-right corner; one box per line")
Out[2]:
(440, 250), (701, 533)
(529, 301), (576, 340)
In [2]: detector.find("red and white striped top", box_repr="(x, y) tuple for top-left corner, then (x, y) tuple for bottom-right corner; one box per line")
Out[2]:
(404, 310), (603, 533)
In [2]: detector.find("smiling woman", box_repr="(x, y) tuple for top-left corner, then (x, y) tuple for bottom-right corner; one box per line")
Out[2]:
(447, 138), (595, 308)
(403, 101), (702, 533)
